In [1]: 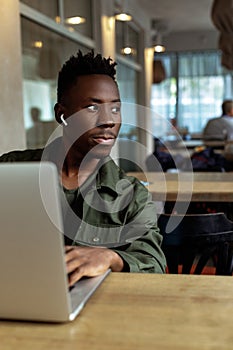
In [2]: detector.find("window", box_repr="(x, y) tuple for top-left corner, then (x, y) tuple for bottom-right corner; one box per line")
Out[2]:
(117, 62), (138, 140)
(63, 0), (93, 38)
(115, 16), (143, 171)
(151, 51), (233, 136)
(116, 21), (139, 63)
(21, 0), (93, 37)
(21, 0), (59, 19)
(20, 1), (93, 148)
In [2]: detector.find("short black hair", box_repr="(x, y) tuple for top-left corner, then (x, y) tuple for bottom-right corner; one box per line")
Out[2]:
(222, 100), (233, 115)
(57, 50), (117, 103)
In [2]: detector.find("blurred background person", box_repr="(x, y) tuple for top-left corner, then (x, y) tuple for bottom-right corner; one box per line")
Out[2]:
(27, 107), (55, 149)
(203, 100), (233, 141)
(26, 107), (44, 148)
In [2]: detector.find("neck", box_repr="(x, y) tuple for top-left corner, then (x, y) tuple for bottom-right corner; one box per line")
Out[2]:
(60, 143), (101, 189)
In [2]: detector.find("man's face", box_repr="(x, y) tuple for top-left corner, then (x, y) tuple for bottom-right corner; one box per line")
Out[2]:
(58, 74), (121, 159)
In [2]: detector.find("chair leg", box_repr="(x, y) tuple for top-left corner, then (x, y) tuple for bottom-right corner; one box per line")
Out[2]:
(162, 246), (179, 274)
(225, 247), (233, 275)
(216, 242), (229, 275)
(193, 246), (216, 274)
(181, 246), (196, 274)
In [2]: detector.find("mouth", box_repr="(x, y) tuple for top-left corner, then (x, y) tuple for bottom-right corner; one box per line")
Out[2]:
(92, 134), (116, 145)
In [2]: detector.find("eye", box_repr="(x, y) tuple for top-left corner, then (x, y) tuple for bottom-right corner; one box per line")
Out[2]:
(111, 105), (121, 114)
(87, 104), (99, 112)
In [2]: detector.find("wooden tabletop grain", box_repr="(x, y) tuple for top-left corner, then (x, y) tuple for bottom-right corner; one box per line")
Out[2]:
(1, 273), (233, 350)
(127, 172), (233, 202)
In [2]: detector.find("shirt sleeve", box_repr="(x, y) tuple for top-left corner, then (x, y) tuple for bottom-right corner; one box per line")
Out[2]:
(0, 149), (43, 162)
(113, 229), (166, 273)
(112, 179), (166, 273)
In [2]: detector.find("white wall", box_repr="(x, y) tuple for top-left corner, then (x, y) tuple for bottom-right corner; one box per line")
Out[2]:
(0, 0), (25, 154)
(163, 30), (219, 52)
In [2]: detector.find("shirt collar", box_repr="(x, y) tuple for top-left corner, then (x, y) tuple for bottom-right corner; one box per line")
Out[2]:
(43, 138), (122, 196)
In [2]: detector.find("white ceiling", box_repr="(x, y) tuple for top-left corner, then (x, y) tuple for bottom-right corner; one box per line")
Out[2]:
(136, 0), (216, 33)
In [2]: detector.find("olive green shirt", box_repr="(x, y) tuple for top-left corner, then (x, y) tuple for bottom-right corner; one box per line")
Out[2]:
(0, 141), (166, 273)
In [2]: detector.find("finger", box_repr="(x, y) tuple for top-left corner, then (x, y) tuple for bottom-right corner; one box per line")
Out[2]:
(68, 267), (84, 286)
(65, 247), (79, 263)
(66, 255), (83, 274)
(65, 245), (73, 253)
(68, 265), (103, 286)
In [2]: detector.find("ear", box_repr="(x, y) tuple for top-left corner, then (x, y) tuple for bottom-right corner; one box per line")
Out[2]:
(54, 103), (65, 124)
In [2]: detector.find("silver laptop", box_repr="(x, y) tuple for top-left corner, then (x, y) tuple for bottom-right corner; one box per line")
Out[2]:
(0, 162), (110, 322)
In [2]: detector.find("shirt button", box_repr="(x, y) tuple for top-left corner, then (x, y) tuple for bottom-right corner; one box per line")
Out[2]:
(92, 237), (100, 242)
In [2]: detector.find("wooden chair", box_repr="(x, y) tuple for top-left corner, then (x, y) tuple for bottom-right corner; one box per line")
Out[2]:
(157, 212), (233, 275)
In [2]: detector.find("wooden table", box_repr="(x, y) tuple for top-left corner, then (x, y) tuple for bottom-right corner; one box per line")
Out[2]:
(127, 172), (233, 202)
(183, 140), (225, 149)
(164, 139), (225, 150)
(1, 273), (233, 350)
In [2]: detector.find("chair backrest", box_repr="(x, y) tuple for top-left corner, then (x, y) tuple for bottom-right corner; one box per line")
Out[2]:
(158, 212), (233, 275)
(191, 147), (226, 172)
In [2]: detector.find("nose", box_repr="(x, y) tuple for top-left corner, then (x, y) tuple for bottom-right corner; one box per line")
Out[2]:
(96, 104), (115, 128)
(97, 120), (115, 128)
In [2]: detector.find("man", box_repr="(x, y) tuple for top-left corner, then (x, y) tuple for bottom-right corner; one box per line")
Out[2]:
(203, 100), (233, 141)
(0, 50), (166, 285)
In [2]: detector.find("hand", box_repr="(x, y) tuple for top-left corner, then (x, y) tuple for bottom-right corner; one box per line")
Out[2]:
(65, 246), (124, 286)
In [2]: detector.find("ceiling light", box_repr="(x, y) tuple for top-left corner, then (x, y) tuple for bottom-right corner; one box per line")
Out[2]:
(120, 21), (136, 56)
(33, 41), (43, 49)
(154, 44), (166, 53)
(65, 16), (86, 25)
(121, 46), (136, 55)
(152, 33), (166, 53)
(115, 12), (132, 21)
(151, 19), (167, 53)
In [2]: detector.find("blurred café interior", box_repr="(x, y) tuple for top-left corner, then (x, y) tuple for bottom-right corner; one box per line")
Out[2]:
(1, 2), (233, 345)
(1, 0), (232, 171)
(1, 1), (233, 219)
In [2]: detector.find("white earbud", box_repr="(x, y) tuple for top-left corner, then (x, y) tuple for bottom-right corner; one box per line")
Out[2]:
(60, 114), (68, 126)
